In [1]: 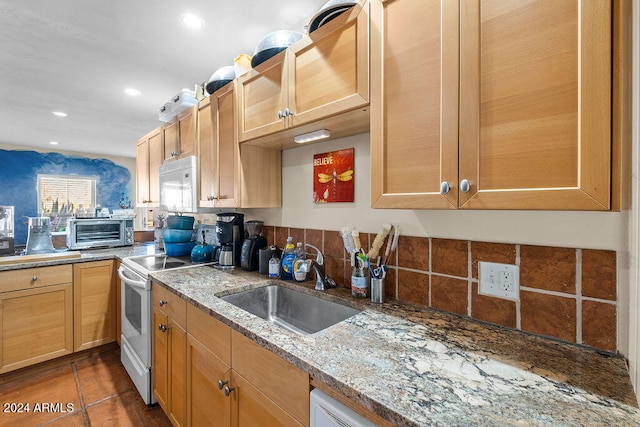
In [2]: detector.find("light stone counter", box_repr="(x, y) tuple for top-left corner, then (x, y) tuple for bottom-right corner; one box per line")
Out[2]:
(150, 266), (640, 427)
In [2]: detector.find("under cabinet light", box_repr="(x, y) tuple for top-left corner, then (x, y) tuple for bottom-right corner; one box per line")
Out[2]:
(294, 129), (331, 144)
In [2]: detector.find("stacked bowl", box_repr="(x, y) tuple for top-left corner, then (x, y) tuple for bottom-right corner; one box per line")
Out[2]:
(163, 215), (196, 256)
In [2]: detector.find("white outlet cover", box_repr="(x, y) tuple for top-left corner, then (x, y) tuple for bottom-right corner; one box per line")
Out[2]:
(478, 261), (520, 301)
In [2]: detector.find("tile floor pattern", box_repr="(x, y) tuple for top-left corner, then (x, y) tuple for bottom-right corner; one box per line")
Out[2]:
(0, 348), (171, 426)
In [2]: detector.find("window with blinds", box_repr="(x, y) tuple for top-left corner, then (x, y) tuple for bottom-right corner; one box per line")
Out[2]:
(37, 174), (97, 216)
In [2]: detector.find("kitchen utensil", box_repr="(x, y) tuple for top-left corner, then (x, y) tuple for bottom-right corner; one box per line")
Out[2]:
(205, 65), (236, 95)
(166, 215), (195, 230)
(308, 0), (357, 33)
(162, 228), (193, 243)
(251, 30), (303, 68)
(25, 216), (55, 254)
(191, 231), (214, 263)
(164, 241), (196, 257)
(219, 244), (234, 266)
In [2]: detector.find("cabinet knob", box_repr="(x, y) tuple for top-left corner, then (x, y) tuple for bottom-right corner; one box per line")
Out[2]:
(224, 385), (235, 397)
(171, 151), (178, 157)
(32, 276), (38, 282)
(440, 181), (450, 195)
(217, 380), (228, 390)
(284, 107), (291, 117)
(158, 324), (167, 332)
(277, 110), (283, 119)
(460, 179), (471, 193)
(159, 300), (167, 307)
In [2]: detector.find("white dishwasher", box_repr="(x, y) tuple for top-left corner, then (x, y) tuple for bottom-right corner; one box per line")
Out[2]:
(310, 389), (377, 427)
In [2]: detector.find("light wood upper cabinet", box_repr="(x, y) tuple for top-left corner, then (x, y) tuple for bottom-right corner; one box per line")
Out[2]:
(0, 265), (73, 374)
(163, 106), (197, 163)
(136, 127), (162, 206)
(198, 84), (282, 209)
(73, 260), (117, 352)
(371, 0), (617, 210)
(237, 0), (370, 149)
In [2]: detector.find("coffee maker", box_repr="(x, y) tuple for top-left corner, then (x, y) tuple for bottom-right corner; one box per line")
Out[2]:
(0, 206), (15, 256)
(240, 220), (267, 271)
(214, 212), (244, 267)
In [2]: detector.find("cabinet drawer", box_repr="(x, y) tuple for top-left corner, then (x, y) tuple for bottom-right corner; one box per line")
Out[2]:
(231, 330), (309, 424)
(0, 265), (72, 293)
(152, 282), (186, 328)
(187, 303), (231, 366)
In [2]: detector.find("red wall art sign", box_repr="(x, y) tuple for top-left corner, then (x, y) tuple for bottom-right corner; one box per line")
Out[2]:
(313, 148), (354, 203)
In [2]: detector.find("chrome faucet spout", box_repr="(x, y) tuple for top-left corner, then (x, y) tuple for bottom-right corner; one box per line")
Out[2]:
(305, 244), (336, 291)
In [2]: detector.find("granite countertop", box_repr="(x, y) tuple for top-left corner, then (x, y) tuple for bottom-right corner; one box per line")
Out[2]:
(2, 247), (639, 425)
(150, 266), (640, 427)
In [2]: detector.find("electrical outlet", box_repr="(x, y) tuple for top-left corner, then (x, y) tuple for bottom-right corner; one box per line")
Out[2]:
(479, 261), (520, 300)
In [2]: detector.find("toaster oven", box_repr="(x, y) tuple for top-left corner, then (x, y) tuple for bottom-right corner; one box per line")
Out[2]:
(66, 218), (134, 249)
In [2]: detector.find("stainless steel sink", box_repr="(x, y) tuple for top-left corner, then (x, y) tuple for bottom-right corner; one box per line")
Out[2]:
(221, 285), (361, 335)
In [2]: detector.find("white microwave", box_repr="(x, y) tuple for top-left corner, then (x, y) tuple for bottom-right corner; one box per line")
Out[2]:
(66, 218), (134, 249)
(159, 156), (198, 213)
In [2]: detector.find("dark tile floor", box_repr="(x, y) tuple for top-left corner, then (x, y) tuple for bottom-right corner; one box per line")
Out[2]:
(0, 347), (171, 427)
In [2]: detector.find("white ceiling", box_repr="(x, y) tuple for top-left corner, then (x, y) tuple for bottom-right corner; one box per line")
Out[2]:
(0, 0), (327, 158)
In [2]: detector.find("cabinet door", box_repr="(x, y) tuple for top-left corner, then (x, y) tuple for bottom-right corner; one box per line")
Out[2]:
(186, 335), (231, 427)
(214, 83), (239, 208)
(136, 127), (162, 206)
(458, 0), (611, 209)
(370, 0), (460, 209)
(169, 319), (187, 427)
(288, 0), (369, 127)
(73, 260), (116, 352)
(237, 51), (289, 142)
(153, 307), (169, 411)
(231, 372), (304, 427)
(198, 97), (217, 207)
(163, 120), (180, 163)
(0, 283), (73, 373)
(148, 129), (163, 205)
(136, 138), (150, 205)
(178, 106), (197, 159)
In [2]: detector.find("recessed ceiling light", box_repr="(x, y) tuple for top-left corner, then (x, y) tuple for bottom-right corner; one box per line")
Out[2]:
(52, 111), (67, 117)
(124, 88), (142, 96)
(182, 13), (204, 29)
(49, 141), (59, 145)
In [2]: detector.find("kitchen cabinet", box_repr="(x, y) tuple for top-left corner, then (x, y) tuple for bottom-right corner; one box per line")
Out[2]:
(164, 106), (197, 163)
(186, 302), (231, 427)
(136, 127), (163, 206)
(73, 260), (117, 351)
(152, 283), (187, 427)
(0, 265), (73, 374)
(236, 0), (370, 149)
(198, 85), (281, 209)
(370, 0), (615, 210)
(231, 330), (309, 426)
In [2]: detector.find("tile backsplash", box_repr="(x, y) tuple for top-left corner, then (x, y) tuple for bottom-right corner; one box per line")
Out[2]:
(264, 225), (617, 353)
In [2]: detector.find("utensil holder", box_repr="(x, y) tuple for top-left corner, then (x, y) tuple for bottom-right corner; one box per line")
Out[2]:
(371, 278), (385, 304)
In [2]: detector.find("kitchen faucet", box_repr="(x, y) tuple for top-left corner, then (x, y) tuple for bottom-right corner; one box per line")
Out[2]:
(305, 244), (337, 291)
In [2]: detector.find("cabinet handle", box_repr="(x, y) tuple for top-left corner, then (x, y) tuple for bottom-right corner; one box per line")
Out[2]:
(159, 300), (167, 307)
(171, 151), (178, 157)
(277, 110), (283, 119)
(440, 181), (450, 195)
(217, 380), (228, 390)
(158, 324), (167, 332)
(31, 276), (38, 282)
(460, 179), (471, 193)
(284, 107), (291, 117)
(224, 385), (235, 397)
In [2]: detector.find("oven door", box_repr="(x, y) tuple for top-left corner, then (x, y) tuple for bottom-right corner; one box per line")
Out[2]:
(118, 264), (151, 366)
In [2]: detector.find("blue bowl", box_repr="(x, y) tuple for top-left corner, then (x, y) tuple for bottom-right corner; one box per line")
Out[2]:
(163, 228), (193, 243)
(165, 242), (196, 257)
(166, 215), (195, 230)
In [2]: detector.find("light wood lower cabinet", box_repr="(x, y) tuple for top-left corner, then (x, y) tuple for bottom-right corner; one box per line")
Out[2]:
(0, 265), (73, 374)
(73, 260), (117, 352)
(152, 283), (187, 427)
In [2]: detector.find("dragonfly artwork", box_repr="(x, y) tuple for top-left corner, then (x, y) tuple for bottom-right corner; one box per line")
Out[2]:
(313, 148), (355, 203)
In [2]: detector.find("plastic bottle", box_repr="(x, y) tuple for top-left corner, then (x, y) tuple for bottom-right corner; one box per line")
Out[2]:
(351, 257), (370, 298)
(268, 252), (280, 278)
(293, 242), (307, 282)
(280, 237), (296, 280)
